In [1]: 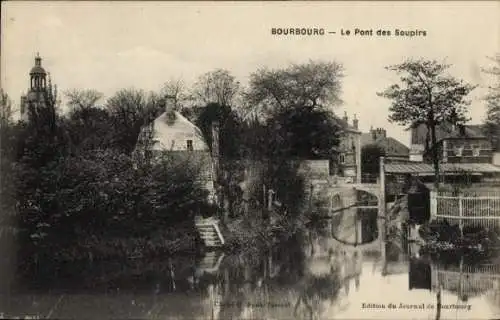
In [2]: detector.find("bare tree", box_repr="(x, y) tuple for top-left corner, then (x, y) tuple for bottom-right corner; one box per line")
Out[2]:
(105, 88), (166, 153)
(191, 69), (240, 107)
(65, 89), (104, 112)
(106, 88), (149, 125)
(0, 89), (14, 123)
(161, 78), (189, 110)
(244, 60), (344, 118)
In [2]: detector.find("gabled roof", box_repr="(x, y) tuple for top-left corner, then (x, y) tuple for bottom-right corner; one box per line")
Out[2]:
(361, 133), (409, 156)
(153, 111), (204, 135)
(411, 122), (487, 145)
(385, 162), (500, 174)
(141, 110), (208, 152)
(465, 124), (486, 135)
(444, 124), (486, 139)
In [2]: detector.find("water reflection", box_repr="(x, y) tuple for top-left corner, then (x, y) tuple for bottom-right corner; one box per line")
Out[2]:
(1, 209), (500, 320)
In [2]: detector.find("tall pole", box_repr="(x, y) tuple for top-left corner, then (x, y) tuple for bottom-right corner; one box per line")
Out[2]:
(436, 284), (442, 320)
(356, 133), (362, 184)
(379, 156), (387, 260)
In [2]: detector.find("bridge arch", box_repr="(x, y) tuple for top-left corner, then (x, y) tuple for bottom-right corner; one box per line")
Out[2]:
(355, 189), (379, 207)
(352, 184), (381, 204)
(329, 230), (383, 252)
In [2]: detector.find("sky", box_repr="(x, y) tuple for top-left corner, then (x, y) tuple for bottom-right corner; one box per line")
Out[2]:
(1, 1), (499, 146)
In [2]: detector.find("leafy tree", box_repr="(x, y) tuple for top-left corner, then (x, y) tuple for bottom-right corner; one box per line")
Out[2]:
(192, 103), (244, 218)
(65, 107), (113, 152)
(238, 61), (345, 219)
(244, 60), (344, 117)
(482, 54), (500, 150)
(378, 58), (476, 185)
(195, 103), (241, 157)
(0, 90), (19, 236)
(13, 88), (74, 269)
(269, 107), (342, 160)
(361, 143), (386, 176)
(238, 108), (342, 219)
(241, 60), (344, 160)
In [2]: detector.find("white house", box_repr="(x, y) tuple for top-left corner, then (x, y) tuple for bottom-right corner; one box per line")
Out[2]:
(135, 108), (216, 199)
(148, 110), (208, 152)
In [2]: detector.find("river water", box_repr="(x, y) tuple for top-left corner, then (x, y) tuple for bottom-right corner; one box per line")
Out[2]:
(1, 207), (500, 320)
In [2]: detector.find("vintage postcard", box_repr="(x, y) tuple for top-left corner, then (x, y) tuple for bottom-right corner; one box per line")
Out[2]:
(1, 1), (499, 319)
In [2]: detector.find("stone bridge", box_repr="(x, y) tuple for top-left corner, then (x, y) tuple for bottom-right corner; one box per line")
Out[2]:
(311, 181), (387, 254)
(351, 183), (380, 201)
(310, 182), (382, 215)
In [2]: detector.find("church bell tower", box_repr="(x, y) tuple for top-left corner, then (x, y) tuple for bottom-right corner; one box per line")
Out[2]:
(20, 53), (58, 122)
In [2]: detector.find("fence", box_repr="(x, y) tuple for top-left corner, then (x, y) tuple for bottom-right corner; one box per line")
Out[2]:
(431, 263), (500, 298)
(430, 190), (500, 230)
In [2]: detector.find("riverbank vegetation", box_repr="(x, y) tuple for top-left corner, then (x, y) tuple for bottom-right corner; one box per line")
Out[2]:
(418, 220), (500, 259)
(0, 60), (346, 288)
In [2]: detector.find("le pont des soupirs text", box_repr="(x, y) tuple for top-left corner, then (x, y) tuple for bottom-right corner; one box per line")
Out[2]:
(271, 27), (427, 37)
(341, 28), (426, 37)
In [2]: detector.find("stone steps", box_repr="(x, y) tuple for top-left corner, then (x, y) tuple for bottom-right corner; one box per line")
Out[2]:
(195, 218), (225, 248)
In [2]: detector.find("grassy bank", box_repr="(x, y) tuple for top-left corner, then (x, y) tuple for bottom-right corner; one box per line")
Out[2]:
(58, 230), (201, 262)
(223, 214), (305, 254)
(14, 224), (203, 291)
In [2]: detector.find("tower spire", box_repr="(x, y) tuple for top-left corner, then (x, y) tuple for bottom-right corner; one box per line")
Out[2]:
(35, 52), (42, 66)
(21, 54), (53, 122)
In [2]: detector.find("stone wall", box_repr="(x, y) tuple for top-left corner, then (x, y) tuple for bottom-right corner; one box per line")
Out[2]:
(298, 160), (330, 180)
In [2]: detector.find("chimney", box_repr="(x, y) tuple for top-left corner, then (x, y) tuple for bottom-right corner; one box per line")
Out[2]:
(342, 111), (348, 123)
(458, 124), (466, 136)
(165, 95), (177, 125)
(377, 128), (387, 138)
(378, 128), (387, 138)
(371, 128), (387, 140)
(352, 114), (359, 130)
(165, 95), (177, 112)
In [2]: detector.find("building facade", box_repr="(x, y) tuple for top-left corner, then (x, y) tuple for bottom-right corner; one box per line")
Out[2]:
(135, 106), (216, 200)
(20, 54), (58, 122)
(410, 123), (493, 164)
(333, 112), (362, 183)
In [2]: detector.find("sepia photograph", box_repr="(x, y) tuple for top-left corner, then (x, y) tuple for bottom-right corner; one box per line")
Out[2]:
(1, 1), (499, 319)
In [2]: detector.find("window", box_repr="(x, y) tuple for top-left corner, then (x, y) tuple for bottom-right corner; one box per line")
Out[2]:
(339, 153), (345, 164)
(454, 146), (463, 156)
(186, 140), (193, 151)
(472, 144), (480, 157)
